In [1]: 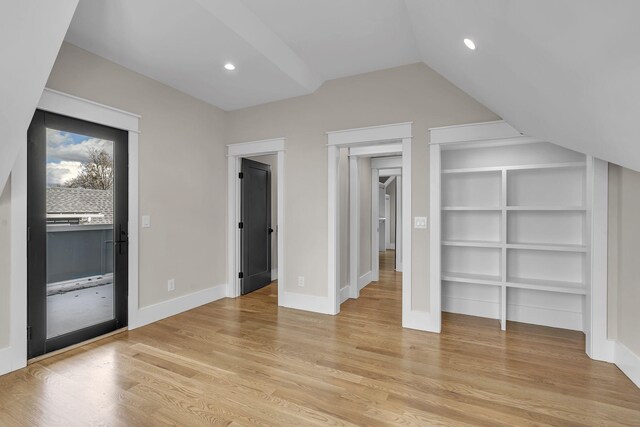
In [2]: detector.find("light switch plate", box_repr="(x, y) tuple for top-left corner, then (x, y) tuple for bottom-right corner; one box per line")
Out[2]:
(414, 216), (428, 229)
(142, 215), (151, 228)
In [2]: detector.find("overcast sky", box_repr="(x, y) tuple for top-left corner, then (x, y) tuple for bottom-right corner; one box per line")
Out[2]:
(46, 128), (113, 187)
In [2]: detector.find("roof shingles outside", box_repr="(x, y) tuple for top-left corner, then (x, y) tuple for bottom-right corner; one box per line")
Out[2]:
(46, 187), (113, 225)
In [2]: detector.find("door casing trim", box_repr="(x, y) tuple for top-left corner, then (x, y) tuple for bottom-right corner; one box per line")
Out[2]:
(1, 88), (140, 376)
(227, 138), (285, 302)
(326, 122), (419, 329)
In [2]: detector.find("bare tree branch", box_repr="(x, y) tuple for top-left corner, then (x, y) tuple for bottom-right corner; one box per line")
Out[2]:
(65, 149), (113, 190)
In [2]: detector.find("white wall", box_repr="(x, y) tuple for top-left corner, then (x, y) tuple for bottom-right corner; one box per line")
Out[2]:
(246, 155), (278, 273)
(358, 157), (372, 277)
(44, 43), (229, 308)
(608, 164), (640, 356)
(226, 63), (498, 307)
(0, 179), (11, 348)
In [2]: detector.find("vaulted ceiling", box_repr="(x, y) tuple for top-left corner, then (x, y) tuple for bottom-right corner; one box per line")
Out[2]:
(6, 0), (640, 180)
(0, 0), (79, 192)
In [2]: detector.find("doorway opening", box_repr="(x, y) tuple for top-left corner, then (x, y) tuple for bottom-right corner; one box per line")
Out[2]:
(227, 138), (285, 305)
(378, 167), (402, 278)
(27, 110), (129, 358)
(327, 122), (415, 328)
(240, 155), (278, 297)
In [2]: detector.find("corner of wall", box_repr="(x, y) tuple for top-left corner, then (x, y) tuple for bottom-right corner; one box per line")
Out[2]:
(616, 341), (640, 388)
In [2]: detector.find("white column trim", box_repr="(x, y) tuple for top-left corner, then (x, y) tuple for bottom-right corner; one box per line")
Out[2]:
(349, 157), (360, 298)
(399, 137), (420, 330)
(1, 147), (28, 376)
(586, 157), (614, 361)
(427, 142), (442, 332)
(395, 176), (403, 272)
(326, 145), (340, 314)
(371, 168), (380, 282)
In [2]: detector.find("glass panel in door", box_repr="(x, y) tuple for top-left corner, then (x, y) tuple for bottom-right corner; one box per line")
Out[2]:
(45, 128), (115, 339)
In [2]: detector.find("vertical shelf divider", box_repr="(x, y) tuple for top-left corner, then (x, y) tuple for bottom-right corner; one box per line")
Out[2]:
(500, 285), (507, 331)
(500, 169), (508, 330)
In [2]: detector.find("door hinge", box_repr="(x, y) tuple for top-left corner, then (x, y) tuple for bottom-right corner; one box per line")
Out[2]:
(238, 272), (244, 279)
(238, 222), (244, 229)
(238, 172), (244, 179)
(27, 227), (31, 241)
(27, 326), (32, 341)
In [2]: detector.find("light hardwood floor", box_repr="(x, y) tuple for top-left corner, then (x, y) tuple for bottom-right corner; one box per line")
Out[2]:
(1, 251), (639, 426)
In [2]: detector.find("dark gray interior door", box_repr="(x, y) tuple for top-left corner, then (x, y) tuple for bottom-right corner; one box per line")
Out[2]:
(241, 158), (272, 295)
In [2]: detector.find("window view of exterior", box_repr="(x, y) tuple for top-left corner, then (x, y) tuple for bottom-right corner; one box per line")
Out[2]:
(45, 128), (115, 338)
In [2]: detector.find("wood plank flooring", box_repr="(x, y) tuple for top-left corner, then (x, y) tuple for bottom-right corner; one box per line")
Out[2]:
(1, 250), (639, 426)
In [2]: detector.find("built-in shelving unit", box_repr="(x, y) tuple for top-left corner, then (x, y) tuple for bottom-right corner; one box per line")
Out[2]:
(435, 123), (595, 332)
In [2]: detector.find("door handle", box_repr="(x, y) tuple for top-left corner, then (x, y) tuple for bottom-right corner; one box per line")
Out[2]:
(115, 225), (128, 254)
(268, 228), (274, 233)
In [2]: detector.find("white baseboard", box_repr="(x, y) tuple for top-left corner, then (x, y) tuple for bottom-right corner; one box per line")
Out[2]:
(130, 283), (227, 330)
(443, 296), (583, 331)
(271, 268), (278, 281)
(280, 291), (336, 315)
(339, 286), (350, 304)
(0, 346), (24, 377)
(403, 309), (437, 332)
(589, 339), (615, 363)
(0, 347), (13, 377)
(615, 341), (640, 388)
(444, 296), (497, 319)
(358, 271), (372, 291)
(508, 304), (582, 331)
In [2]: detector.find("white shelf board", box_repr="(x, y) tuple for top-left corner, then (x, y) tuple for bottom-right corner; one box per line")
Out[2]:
(506, 277), (588, 295)
(442, 272), (503, 286)
(506, 243), (587, 253)
(442, 240), (502, 248)
(442, 162), (585, 175)
(506, 206), (586, 211)
(442, 273), (588, 295)
(442, 206), (502, 211)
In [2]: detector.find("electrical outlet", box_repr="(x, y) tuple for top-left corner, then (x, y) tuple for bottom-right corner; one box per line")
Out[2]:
(168, 279), (175, 292)
(414, 216), (428, 229)
(297, 276), (305, 287)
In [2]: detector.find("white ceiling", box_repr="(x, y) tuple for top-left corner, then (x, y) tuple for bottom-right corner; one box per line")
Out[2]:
(241, 0), (421, 81)
(65, 0), (640, 171)
(405, 0), (640, 172)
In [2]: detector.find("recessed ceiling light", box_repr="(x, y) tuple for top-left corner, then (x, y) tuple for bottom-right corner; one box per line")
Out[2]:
(224, 63), (236, 71)
(463, 38), (476, 50)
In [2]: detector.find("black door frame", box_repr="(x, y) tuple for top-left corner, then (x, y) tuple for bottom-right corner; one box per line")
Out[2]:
(27, 110), (129, 358)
